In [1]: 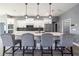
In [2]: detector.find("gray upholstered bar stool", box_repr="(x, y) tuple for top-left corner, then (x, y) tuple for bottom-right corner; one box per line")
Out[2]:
(1, 33), (21, 56)
(21, 33), (35, 56)
(57, 34), (74, 56)
(40, 33), (54, 56)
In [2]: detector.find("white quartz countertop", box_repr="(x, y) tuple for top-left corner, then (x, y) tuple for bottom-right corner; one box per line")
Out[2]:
(73, 42), (79, 47)
(14, 31), (63, 36)
(14, 31), (63, 40)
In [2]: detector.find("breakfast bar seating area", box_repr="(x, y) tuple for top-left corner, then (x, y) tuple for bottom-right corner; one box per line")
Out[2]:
(0, 32), (75, 56)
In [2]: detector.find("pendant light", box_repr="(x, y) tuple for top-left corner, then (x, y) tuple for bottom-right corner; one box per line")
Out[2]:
(36, 3), (40, 19)
(49, 3), (52, 18)
(25, 3), (28, 19)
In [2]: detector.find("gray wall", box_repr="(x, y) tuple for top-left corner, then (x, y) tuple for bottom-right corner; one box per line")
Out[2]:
(59, 4), (79, 34)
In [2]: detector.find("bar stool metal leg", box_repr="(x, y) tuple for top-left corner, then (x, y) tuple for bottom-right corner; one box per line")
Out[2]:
(12, 46), (14, 56)
(23, 46), (25, 56)
(3, 46), (5, 56)
(71, 47), (73, 56)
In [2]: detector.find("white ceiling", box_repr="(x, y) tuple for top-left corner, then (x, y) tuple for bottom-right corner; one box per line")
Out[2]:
(0, 3), (78, 16)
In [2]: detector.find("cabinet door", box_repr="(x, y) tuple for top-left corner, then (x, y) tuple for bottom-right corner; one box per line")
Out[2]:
(44, 24), (52, 32)
(62, 19), (71, 33)
(0, 23), (4, 35)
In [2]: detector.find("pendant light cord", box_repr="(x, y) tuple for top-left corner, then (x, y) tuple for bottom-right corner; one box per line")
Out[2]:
(25, 3), (28, 16)
(37, 3), (39, 16)
(49, 3), (52, 16)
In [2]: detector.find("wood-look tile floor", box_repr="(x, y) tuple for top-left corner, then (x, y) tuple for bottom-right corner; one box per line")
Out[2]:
(0, 45), (79, 56)
(0, 49), (61, 56)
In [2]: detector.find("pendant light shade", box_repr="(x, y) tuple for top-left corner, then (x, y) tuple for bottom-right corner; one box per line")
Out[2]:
(49, 15), (52, 18)
(36, 15), (40, 19)
(25, 15), (28, 18)
(49, 3), (52, 19)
